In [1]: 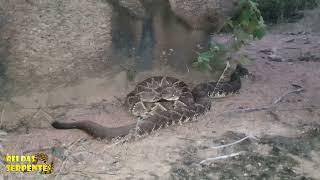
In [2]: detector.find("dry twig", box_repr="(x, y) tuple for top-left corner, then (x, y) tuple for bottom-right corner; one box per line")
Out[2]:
(211, 135), (258, 149)
(39, 108), (54, 123)
(219, 88), (304, 115)
(200, 151), (244, 164)
(211, 61), (231, 97)
(185, 64), (190, 73)
(113, 96), (123, 105)
(272, 88), (304, 104)
(54, 137), (85, 180)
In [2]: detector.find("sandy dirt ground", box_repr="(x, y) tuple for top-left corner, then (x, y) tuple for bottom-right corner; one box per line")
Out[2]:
(1, 9), (320, 180)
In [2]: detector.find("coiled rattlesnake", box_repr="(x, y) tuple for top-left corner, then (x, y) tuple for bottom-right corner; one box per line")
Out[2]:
(51, 64), (249, 140)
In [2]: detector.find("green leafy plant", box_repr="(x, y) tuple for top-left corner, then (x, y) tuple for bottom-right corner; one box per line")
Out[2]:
(233, 0), (266, 39)
(192, 44), (226, 71)
(193, 0), (266, 72)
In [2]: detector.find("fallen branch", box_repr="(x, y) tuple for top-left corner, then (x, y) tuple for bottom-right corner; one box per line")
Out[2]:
(211, 61), (231, 97)
(199, 151), (244, 164)
(219, 88), (304, 115)
(273, 106), (320, 112)
(272, 88), (304, 105)
(219, 107), (270, 115)
(211, 135), (258, 149)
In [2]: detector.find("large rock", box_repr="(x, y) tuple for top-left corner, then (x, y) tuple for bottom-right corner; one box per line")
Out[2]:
(110, 0), (157, 19)
(168, 0), (240, 31)
(110, 0), (240, 31)
(117, 0), (147, 18)
(0, 0), (112, 93)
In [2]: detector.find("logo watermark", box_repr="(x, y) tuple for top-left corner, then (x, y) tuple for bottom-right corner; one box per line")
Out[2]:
(4, 153), (54, 174)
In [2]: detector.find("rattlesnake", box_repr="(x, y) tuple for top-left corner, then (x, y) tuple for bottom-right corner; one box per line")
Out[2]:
(51, 64), (249, 140)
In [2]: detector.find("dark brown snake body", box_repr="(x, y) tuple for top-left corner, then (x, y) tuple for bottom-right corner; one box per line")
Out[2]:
(51, 64), (248, 140)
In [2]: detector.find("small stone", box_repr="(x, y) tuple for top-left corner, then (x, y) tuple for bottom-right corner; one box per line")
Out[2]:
(268, 54), (284, 62)
(258, 162), (262, 167)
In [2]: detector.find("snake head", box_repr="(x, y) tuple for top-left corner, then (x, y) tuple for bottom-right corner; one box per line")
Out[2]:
(235, 64), (249, 77)
(230, 64), (249, 81)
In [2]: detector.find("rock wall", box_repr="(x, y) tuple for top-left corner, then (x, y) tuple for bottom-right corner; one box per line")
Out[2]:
(152, 2), (208, 69)
(0, 0), (112, 93)
(0, 0), (240, 95)
(115, 0), (240, 31)
(168, 0), (240, 30)
(110, 0), (209, 70)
